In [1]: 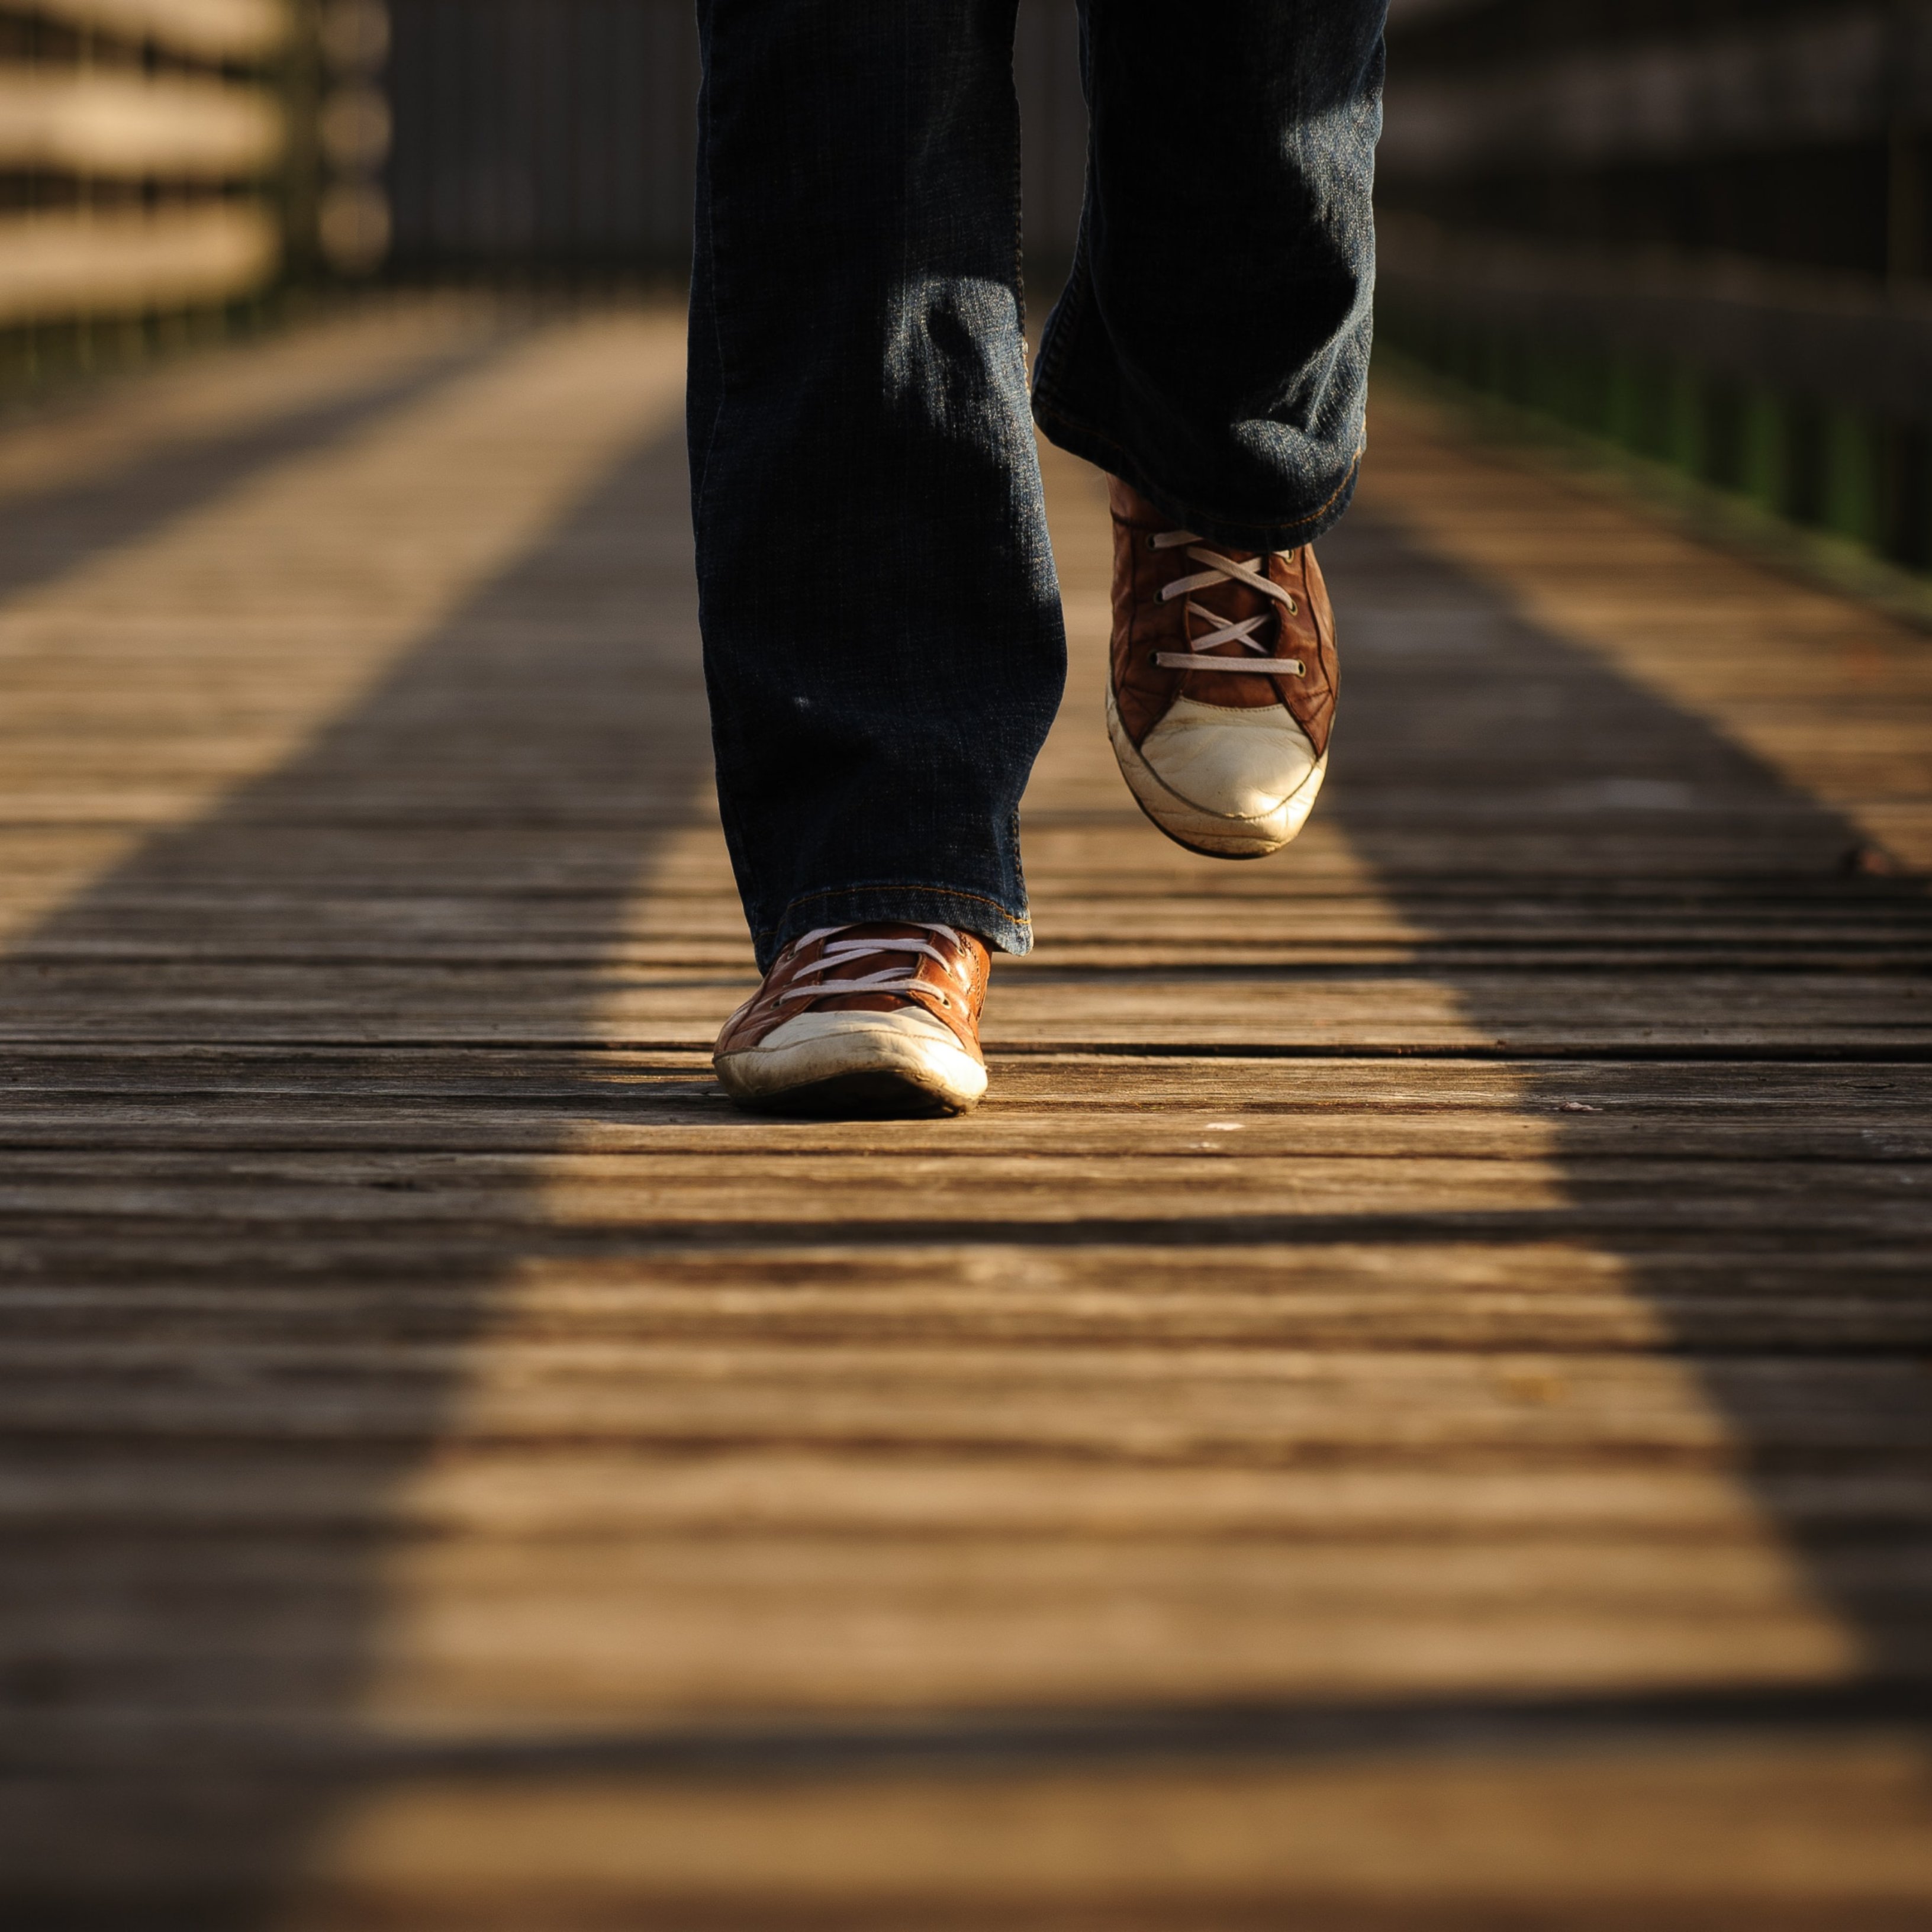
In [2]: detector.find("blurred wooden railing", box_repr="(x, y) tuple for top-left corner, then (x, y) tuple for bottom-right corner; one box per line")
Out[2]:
(1379, 0), (1932, 574)
(0, 0), (1086, 391)
(0, 0), (400, 392)
(0, 0), (296, 348)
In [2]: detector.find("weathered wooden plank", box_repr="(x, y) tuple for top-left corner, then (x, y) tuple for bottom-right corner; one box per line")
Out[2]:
(3, 1449), (1923, 1537)
(0, 1538), (1873, 1711)
(1, 970), (1926, 1052)
(270, 1747), (1932, 1928)
(0, 1163), (1925, 1250)
(4, 1267), (1923, 1354)
(0, 1345), (1923, 1464)
(6, 1743), (1928, 1928)
(2, 1044), (1923, 1095)
(1, 1105), (1928, 1164)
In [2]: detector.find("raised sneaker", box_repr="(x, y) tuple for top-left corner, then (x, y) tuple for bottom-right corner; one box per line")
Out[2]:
(1106, 475), (1338, 859)
(713, 922), (989, 1117)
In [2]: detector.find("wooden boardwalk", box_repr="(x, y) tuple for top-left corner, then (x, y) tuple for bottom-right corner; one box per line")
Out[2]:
(1, 301), (1929, 1929)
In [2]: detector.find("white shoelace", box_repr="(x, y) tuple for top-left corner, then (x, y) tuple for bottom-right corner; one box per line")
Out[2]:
(776, 925), (971, 1013)
(1151, 528), (1306, 677)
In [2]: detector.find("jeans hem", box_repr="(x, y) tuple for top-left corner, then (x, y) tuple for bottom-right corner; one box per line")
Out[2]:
(1031, 389), (1365, 551)
(756, 883), (1033, 971)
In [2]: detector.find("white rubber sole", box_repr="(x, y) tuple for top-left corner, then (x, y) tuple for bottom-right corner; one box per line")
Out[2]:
(1106, 684), (1328, 858)
(714, 1009), (987, 1117)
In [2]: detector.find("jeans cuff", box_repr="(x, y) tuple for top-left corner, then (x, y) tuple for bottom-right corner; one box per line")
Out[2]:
(1032, 391), (1365, 552)
(756, 882), (1033, 971)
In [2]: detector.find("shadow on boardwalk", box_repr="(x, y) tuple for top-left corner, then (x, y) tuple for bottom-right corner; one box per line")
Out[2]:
(0, 399), (716, 1925)
(1318, 502), (1932, 1689)
(0, 357), (1925, 1930)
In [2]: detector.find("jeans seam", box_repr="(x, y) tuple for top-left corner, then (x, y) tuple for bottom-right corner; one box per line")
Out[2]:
(691, 40), (728, 523)
(691, 21), (759, 917)
(1009, 0), (1027, 329)
(1034, 220), (1091, 404)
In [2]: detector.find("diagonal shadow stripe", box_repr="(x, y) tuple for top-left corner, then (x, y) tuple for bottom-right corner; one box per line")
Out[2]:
(0, 326), (521, 605)
(1313, 498), (1932, 1689)
(0, 407), (714, 1925)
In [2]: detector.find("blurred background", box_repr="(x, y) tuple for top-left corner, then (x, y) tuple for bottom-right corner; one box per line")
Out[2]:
(0, 0), (1927, 555)
(1375, 0), (1932, 578)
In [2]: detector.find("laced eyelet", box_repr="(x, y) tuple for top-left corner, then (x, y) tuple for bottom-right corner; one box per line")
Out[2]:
(771, 925), (972, 1012)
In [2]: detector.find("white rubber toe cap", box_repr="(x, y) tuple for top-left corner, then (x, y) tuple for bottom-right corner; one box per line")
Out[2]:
(1108, 689), (1328, 858)
(714, 1006), (987, 1114)
(1139, 698), (1319, 819)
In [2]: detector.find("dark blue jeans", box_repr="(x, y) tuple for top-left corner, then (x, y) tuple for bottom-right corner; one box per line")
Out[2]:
(689, 1), (1386, 967)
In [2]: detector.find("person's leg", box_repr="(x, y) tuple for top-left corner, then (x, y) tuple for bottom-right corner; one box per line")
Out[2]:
(1033, 0), (1386, 551)
(689, 0), (1065, 974)
(1035, 1), (1384, 861)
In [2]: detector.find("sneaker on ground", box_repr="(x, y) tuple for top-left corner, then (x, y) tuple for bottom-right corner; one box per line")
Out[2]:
(1106, 475), (1338, 859)
(713, 922), (990, 1117)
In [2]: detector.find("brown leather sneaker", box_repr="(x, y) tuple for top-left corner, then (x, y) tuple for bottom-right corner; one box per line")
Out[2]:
(713, 922), (990, 1117)
(1106, 476), (1338, 858)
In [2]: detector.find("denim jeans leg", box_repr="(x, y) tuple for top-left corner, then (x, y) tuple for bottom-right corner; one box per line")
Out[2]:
(1033, 0), (1388, 550)
(690, 0), (1068, 971)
